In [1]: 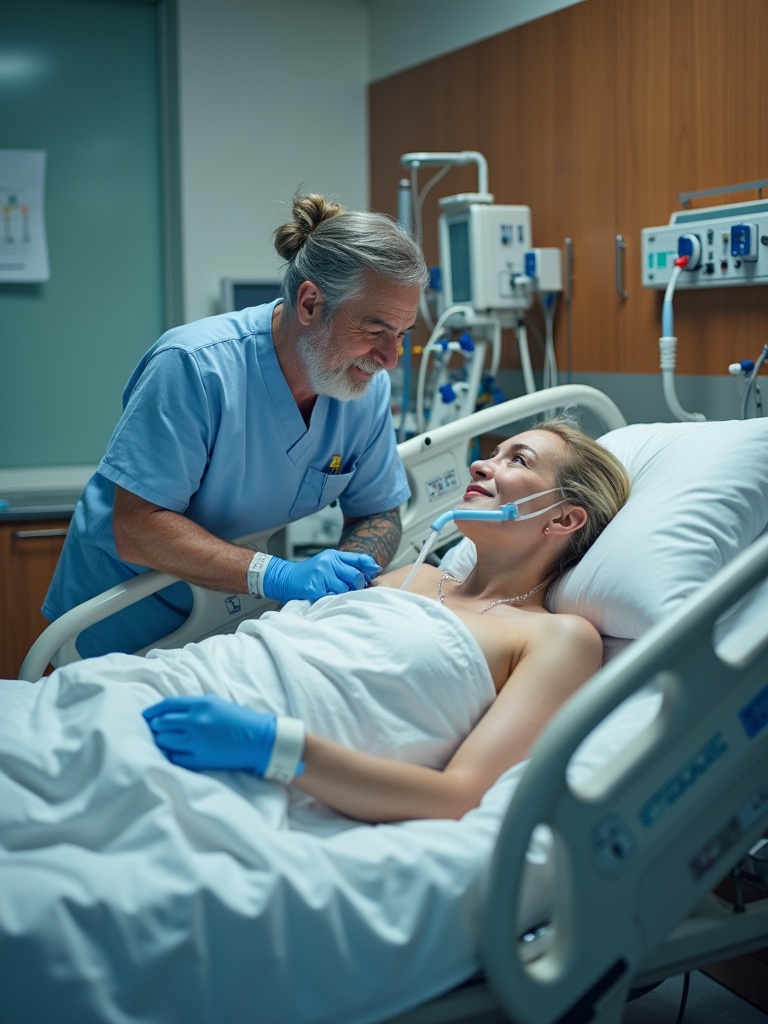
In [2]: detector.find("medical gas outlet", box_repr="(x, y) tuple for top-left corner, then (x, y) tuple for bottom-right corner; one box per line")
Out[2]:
(641, 199), (768, 289)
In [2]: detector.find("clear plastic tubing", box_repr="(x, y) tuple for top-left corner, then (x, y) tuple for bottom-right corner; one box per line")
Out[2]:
(399, 506), (516, 592)
(399, 529), (440, 593)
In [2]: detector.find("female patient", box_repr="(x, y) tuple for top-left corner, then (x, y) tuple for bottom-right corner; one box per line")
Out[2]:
(144, 420), (631, 824)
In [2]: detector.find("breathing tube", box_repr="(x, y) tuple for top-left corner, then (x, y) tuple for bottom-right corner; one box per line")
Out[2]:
(399, 488), (562, 593)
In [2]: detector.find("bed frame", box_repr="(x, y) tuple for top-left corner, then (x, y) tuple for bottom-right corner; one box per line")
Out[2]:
(18, 384), (768, 1024)
(387, 528), (768, 1024)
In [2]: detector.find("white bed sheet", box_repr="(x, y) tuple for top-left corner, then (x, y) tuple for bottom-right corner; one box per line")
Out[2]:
(0, 589), (661, 1024)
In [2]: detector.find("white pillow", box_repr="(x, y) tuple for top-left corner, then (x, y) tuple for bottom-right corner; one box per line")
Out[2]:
(441, 419), (768, 643)
(553, 419), (768, 639)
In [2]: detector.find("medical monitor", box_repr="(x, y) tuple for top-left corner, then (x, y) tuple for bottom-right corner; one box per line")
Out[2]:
(219, 278), (282, 313)
(437, 199), (532, 312)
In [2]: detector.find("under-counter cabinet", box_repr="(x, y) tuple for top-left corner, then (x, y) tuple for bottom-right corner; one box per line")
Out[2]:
(0, 519), (68, 679)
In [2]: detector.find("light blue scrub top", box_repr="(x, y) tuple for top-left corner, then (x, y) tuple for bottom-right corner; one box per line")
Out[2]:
(44, 301), (410, 657)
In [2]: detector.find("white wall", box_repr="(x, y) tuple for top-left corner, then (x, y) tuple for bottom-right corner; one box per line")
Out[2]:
(176, 0), (370, 321)
(175, 0), (582, 322)
(365, 0), (585, 82)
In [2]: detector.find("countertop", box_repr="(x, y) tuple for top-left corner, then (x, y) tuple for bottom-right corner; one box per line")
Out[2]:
(0, 466), (96, 522)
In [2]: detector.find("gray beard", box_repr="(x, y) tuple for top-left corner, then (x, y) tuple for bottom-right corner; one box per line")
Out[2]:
(297, 319), (382, 401)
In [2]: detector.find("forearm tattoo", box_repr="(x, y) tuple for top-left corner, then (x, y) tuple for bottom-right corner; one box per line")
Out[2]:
(339, 508), (402, 568)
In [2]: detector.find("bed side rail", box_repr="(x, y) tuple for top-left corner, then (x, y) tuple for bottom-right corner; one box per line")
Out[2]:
(481, 529), (768, 1024)
(390, 384), (626, 569)
(17, 529), (283, 682)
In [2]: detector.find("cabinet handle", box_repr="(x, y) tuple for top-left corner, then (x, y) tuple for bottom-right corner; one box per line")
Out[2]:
(12, 528), (69, 540)
(615, 234), (628, 300)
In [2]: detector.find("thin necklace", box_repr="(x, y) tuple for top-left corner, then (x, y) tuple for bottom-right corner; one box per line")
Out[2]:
(437, 572), (548, 614)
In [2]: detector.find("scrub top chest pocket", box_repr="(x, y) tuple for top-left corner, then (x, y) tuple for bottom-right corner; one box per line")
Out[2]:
(289, 463), (356, 520)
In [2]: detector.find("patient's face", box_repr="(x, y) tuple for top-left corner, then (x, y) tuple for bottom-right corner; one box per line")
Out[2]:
(463, 429), (565, 513)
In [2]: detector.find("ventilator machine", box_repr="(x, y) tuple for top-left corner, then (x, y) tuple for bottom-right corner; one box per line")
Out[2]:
(392, 150), (562, 440)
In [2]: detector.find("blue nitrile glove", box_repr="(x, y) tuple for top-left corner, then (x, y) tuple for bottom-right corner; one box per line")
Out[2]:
(142, 695), (305, 780)
(262, 549), (381, 603)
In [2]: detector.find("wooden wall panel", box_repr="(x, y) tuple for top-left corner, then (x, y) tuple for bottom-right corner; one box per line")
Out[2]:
(370, 0), (617, 376)
(480, 0), (617, 373)
(370, 53), (484, 265)
(369, 0), (768, 378)
(369, 48), (498, 362)
(615, 0), (768, 374)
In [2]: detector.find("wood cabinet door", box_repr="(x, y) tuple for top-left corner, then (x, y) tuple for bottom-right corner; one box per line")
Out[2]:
(0, 521), (68, 679)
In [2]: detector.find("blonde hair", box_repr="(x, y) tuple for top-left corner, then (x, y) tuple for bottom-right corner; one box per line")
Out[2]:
(537, 418), (631, 581)
(274, 191), (429, 317)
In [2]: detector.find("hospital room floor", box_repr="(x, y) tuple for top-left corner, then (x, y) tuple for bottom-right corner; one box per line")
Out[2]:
(621, 971), (767, 1022)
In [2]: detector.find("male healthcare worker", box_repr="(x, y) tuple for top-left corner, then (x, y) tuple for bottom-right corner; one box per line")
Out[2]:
(44, 192), (428, 657)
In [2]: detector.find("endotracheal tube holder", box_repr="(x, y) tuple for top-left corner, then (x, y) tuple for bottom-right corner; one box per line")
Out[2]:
(399, 488), (562, 592)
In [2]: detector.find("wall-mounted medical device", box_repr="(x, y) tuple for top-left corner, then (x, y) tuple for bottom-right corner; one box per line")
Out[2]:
(641, 199), (768, 290)
(438, 197), (532, 312)
(642, 197), (768, 424)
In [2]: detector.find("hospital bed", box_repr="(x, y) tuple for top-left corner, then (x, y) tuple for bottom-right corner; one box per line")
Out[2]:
(5, 384), (768, 1024)
(18, 384), (627, 680)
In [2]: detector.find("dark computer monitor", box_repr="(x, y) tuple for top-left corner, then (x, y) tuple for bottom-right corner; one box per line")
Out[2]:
(219, 278), (282, 313)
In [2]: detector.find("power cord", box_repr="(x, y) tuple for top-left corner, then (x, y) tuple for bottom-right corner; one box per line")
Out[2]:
(674, 972), (691, 1024)
(740, 343), (768, 419)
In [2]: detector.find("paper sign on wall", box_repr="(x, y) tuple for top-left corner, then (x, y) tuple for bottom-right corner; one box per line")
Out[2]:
(0, 149), (50, 283)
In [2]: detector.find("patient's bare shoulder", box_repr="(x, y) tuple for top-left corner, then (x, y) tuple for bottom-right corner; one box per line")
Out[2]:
(531, 607), (600, 646)
(513, 609), (603, 696)
(518, 607), (601, 662)
(454, 605), (598, 692)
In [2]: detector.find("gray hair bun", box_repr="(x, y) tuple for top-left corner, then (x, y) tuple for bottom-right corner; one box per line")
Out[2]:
(274, 193), (343, 262)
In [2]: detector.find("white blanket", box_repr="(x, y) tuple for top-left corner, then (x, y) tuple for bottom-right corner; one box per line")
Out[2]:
(0, 588), (660, 1024)
(1, 589), (501, 1024)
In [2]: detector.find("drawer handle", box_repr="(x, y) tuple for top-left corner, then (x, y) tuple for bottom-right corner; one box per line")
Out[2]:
(12, 528), (69, 540)
(615, 234), (628, 300)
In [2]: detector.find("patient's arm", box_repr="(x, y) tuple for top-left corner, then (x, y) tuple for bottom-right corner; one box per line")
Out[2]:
(141, 605), (600, 821)
(294, 612), (602, 822)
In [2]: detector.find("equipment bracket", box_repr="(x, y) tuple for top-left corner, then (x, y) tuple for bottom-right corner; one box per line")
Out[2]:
(679, 178), (768, 208)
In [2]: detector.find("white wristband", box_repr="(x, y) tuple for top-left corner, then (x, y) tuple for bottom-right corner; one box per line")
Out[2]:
(246, 551), (273, 599)
(263, 716), (306, 783)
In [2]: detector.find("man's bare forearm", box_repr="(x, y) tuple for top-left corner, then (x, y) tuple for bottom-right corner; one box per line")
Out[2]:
(113, 487), (255, 593)
(338, 508), (402, 569)
(115, 489), (403, 593)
